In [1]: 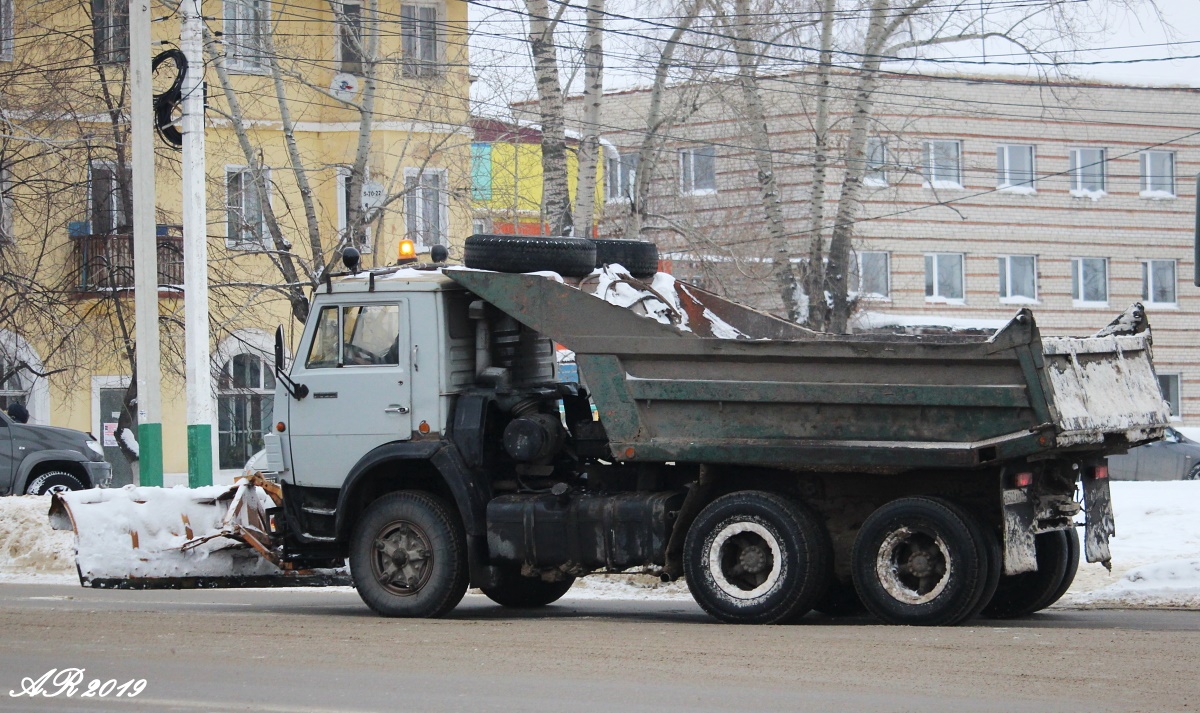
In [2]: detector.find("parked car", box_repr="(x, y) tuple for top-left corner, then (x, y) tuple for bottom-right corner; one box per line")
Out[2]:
(1108, 427), (1200, 481)
(0, 410), (112, 495)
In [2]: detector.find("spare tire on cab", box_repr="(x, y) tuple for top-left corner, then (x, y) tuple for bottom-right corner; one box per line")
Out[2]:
(463, 234), (597, 277)
(591, 239), (659, 278)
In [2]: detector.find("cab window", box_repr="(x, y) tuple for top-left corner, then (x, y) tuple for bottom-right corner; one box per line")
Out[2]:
(305, 303), (400, 368)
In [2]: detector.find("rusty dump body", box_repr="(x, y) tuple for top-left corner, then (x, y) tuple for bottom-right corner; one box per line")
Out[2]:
(447, 270), (1170, 473)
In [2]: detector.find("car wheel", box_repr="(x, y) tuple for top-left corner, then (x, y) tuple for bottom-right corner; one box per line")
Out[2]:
(463, 234), (597, 277)
(350, 491), (469, 618)
(684, 490), (831, 624)
(591, 239), (659, 278)
(980, 530), (1072, 619)
(480, 567), (576, 608)
(852, 497), (993, 626)
(1187, 464), (1200, 481)
(26, 471), (86, 496)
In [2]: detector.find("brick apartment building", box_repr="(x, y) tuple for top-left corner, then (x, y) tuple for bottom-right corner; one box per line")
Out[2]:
(560, 72), (1200, 425)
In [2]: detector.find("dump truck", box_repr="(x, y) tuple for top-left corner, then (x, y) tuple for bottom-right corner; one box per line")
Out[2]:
(51, 239), (1171, 626)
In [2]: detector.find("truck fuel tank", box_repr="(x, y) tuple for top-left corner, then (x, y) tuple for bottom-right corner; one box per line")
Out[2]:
(486, 490), (684, 573)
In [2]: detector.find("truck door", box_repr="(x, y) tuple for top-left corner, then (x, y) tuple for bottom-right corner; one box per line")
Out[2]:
(287, 299), (413, 489)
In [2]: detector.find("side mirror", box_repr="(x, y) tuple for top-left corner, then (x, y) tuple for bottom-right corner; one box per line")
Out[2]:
(274, 325), (285, 374)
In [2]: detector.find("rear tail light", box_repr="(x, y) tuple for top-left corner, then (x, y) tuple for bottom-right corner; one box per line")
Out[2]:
(1092, 464), (1109, 480)
(1012, 471), (1034, 488)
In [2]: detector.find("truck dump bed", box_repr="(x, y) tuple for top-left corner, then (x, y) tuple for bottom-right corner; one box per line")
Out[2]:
(447, 270), (1170, 471)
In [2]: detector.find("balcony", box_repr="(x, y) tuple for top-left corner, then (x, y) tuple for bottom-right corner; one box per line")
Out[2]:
(71, 224), (184, 294)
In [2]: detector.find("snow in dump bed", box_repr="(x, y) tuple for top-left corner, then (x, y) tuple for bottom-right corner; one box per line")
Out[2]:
(53, 485), (280, 581)
(584, 264), (748, 339)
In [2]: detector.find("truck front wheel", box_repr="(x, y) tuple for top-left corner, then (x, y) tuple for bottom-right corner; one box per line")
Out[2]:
(852, 497), (994, 626)
(480, 568), (576, 608)
(350, 491), (469, 618)
(683, 491), (831, 624)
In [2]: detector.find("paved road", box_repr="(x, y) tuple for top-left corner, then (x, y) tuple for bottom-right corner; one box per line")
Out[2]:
(0, 583), (1196, 713)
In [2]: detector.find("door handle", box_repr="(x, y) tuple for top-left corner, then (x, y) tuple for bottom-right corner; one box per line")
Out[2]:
(384, 406), (409, 414)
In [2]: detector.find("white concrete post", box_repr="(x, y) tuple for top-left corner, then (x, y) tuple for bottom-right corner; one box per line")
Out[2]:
(130, 0), (163, 484)
(182, 0), (213, 486)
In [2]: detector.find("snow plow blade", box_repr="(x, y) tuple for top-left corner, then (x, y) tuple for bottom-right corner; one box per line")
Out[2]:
(48, 475), (350, 590)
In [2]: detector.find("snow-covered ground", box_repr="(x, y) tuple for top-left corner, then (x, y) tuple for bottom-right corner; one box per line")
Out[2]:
(3, 481), (1198, 609)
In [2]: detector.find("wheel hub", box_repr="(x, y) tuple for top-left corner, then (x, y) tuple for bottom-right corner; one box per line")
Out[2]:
(707, 521), (783, 601)
(372, 521), (433, 595)
(876, 527), (951, 605)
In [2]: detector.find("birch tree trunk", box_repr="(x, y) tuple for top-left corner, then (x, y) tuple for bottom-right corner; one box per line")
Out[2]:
(622, 4), (697, 240)
(524, 0), (571, 235)
(345, 0), (379, 260)
(804, 0), (835, 329)
(571, 0), (604, 238)
(728, 0), (800, 321)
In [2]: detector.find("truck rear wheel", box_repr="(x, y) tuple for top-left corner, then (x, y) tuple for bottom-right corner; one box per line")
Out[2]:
(683, 491), (831, 625)
(480, 568), (576, 608)
(1043, 527), (1080, 609)
(350, 491), (469, 618)
(852, 497), (993, 626)
(981, 530), (1072, 619)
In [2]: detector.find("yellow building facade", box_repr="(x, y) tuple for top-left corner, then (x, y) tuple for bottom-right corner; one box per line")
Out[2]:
(0, 0), (472, 487)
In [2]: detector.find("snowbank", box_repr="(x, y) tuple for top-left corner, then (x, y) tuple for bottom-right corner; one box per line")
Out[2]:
(2, 481), (1198, 609)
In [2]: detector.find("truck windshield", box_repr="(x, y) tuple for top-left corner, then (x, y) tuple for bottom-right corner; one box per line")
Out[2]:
(305, 304), (400, 368)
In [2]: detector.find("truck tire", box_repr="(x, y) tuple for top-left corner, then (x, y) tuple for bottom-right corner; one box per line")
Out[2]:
(592, 239), (659, 278)
(683, 491), (831, 625)
(851, 497), (993, 626)
(480, 568), (576, 608)
(26, 470), (86, 496)
(981, 530), (1072, 619)
(1043, 527), (1080, 610)
(350, 491), (469, 618)
(463, 234), (597, 277)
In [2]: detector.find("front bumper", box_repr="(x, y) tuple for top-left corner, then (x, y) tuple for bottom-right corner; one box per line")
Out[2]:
(84, 460), (113, 488)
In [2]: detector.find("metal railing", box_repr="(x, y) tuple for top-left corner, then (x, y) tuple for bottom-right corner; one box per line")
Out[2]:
(72, 225), (184, 293)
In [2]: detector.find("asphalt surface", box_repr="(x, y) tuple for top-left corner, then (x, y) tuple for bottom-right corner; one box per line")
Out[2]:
(0, 583), (1197, 713)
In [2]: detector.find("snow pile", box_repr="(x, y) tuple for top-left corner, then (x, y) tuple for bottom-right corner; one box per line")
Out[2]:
(55, 485), (280, 581)
(1064, 480), (1200, 608)
(565, 571), (691, 601)
(0, 496), (77, 581)
(588, 264), (689, 330)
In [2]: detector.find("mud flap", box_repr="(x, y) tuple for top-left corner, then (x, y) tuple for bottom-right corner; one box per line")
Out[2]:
(1082, 470), (1115, 568)
(1001, 488), (1038, 576)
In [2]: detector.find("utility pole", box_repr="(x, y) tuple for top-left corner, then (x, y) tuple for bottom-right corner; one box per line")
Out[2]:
(182, 0), (213, 487)
(130, 0), (163, 486)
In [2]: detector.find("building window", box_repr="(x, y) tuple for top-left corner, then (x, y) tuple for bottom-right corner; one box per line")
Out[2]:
(998, 255), (1037, 302)
(89, 161), (130, 234)
(217, 352), (274, 470)
(996, 144), (1035, 192)
(1071, 257), (1108, 305)
(404, 167), (446, 249)
(679, 145), (716, 195)
(922, 140), (961, 189)
(1069, 148), (1106, 196)
(0, 167), (12, 244)
(1140, 151), (1175, 198)
(225, 0), (268, 71)
(1142, 259), (1176, 305)
(850, 251), (890, 299)
(1158, 373), (1181, 419)
(1, 0), (14, 62)
(336, 1), (363, 75)
(864, 138), (887, 187)
(605, 150), (638, 202)
(471, 143), (492, 201)
(0, 353), (30, 412)
(925, 253), (964, 302)
(226, 166), (269, 250)
(92, 0), (128, 64)
(401, 4), (439, 77)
